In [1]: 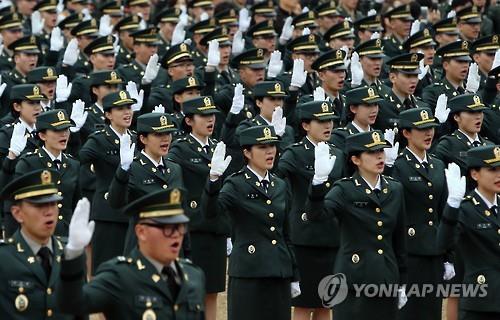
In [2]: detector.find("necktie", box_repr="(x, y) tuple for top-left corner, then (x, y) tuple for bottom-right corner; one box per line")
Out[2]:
(157, 164), (165, 174)
(457, 86), (465, 94)
(37, 247), (52, 279)
(472, 141), (481, 147)
(333, 98), (342, 115)
(203, 145), (210, 154)
(421, 161), (429, 173)
(53, 159), (61, 170)
(162, 266), (180, 299)
(374, 188), (381, 200)
(491, 205), (498, 217)
(403, 98), (412, 110)
(261, 180), (269, 193)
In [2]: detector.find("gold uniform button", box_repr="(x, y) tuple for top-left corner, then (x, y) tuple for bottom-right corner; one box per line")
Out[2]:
(162, 184), (168, 189)
(427, 182), (432, 187)
(325, 182), (331, 188)
(47, 288), (52, 295)
(271, 240), (277, 245)
(270, 226), (276, 231)
(104, 192), (109, 200)
(47, 309), (53, 317)
(477, 275), (486, 284)
(57, 204), (62, 208)
(428, 208), (433, 213)
(268, 213), (274, 218)
(375, 208), (381, 213)
(428, 221), (434, 226)
(190, 201), (197, 209)
(408, 228), (415, 237)
(377, 235), (383, 240)
(351, 254), (360, 264)
(174, 304), (179, 311)
(497, 229), (500, 235)
(377, 221), (383, 227)
(57, 192), (62, 196)
(428, 195), (433, 200)
(248, 245), (255, 254)
(266, 200), (272, 205)
(377, 249), (383, 255)
(58, 215), (63, 220)
(301, 213), (307, 221)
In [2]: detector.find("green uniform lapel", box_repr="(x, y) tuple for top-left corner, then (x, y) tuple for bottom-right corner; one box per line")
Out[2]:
(11, 231), (49, 286)
(242, 167), (270, 199)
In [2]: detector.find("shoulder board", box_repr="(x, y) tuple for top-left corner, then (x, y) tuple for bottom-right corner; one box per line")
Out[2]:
(115, 256), (133, 264)
(382, 174), (396, 181)
(178, 257), (193, 265)
(63, 153), (73, 159)
(5, 123), (13, 128)
(340, 176), (352, 181)
(230, 169), (245, 177)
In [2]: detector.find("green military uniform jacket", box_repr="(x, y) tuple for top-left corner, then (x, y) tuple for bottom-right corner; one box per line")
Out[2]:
(115, 45), (134, 66)
(157, 35), (171, 59)
(275, 137), (345, 247)
(422, 78), (466, 109)
(307, 172), (408, 286)
(0, 50), (14, 72)
(117, 60), (169, 87)
(0, 231), (74, 319)
(390, 148), (448, 256)
(1, 68), (27, 114)
(438, 192), (500, 313)
(376, 91), (428, 130)
(72, 52), (92, 77)
(330, 122), (366, 152)
(67, 75), (94, 107)
(191, 47), (207, 68)
(482, 103), (500, 144)
(79, 126), (136, 223)
(276, 71), (321, 97)
(58, 248), (205, 319)
(203, 167), (299, 280)
(168, 135), (229, 235)
(0, 122), (40, 162)
(383, 35), (406, 57)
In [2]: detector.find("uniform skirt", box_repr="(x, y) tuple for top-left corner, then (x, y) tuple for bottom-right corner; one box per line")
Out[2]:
(292, 245), (337, 308)
(228, 277), (291, 320)
(334, 290), (397, 320)
(190, 231), (226, 293)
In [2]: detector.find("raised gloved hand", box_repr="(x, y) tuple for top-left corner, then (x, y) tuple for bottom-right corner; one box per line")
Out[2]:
(302, 27), (311, 35)
(99, 14), (113, 36)
(231, 30), (245, 55)
(206, 39), (220, 67)
(9, 122), (27, 157)
(367, 9), (377, 16)
(153, 104), (165, 113)
(209, 141), (232, 177)
(178, 7), (189, 26)
(119, 133), (135, 171)
(56, 75), (72, 103)
(466, 62), (480, 93)
(447, 10), (456, 18)
(229, 83), (244, 114)
(397, 287), (408, 309)
(291, 281), (301, 298)
(370, 32), (380, 40)
(313, 142), (336, 184)
(81, 8), (92, 20)
(271, 107), (286, 137)
(445, 162), (466, 208)
(126, 81), (144, 112)
(302, 6), (309, 12)
(62, 39), (80, 66)
(384, 128), (395, 145)
(290, 58), (307, 88)
(443, 262), (456, 281)
(435, 94), (450, 124)
(279, 16), (294, 45)
(199, 11), (209, 21)
(171, 20), (186, 46)
(142, 53), (160, 84)
(113, 35), (120, 55)
(313, 86), (326, 101)
(410, 20), (421, 36)
(384, 141), (399, 167)
(340, 45), (350, 68)
(66, 198), (95, 252)
(50, 27), (64, 51)
(0, 75), (6, 98)
(418, 58), (429, 80)
(31, 11), (45, 35)
(70, 99), (88, 133)
(226, 238), (232, 256)
(491, 49), (500, 70)
(350, 52), (364, 86)
(267, 50), (283, 78)
(56, 0), (64, 14)
(238, 8), (251, 32)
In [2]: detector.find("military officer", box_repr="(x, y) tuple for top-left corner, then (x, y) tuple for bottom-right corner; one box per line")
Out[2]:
(0, 169), (76, 319)
(383, 4), (414, 57)
(353, 13), (384, 45)
(98, 0), (124, 25)
(214, 8), (238, 37)
(307, 131), (408, 319)
(188, 18), (217, 67)
(471, 35), (500, 91)
(291, 11), (318, 40)
(155, 7), (182, 57)
(203, 126), (299, 320)
(456, 6), (482, 42)
(32, 0), (58, 52)
(432, 17), (460, 81)
(336, 0), (363, 21)
(159, 43), (197, 88)
(250, 0), (276, 25)
(323, 20), (356, 51)
(276, 101), (345, 320)
(390, 108), (450, 320)
(376, 53), (428, 131)
(0, 12), (24, 72)
(246, 21), (277, 60)
(68, 19), (99, 76)
(422, 40), (471, 108)
(113, 15), (142, 66)
(26, 66), (58, 110)
(437, 146), (500, 320)
(58, 188), (206, 320)
(315, 1), (343, 47)
(57, 13), (84, 43)
(79, 90), (137, 273)
(479, 64), (500, 144)
(167, 96), (227, 320)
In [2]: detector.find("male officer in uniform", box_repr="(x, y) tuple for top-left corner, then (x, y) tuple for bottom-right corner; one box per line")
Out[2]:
(155, 7), (182, 57)
(471, 35), (500, 91)
(323, 20), (356, 51)
(0, 12), (24, 72)
(354, 13), (384, 45)
(456, 6), (482, 42)
(113, 15), (142, 66)
(68, 19), (99, 76)
(0, 169), (77, 319)
(383, 4), (414, 57)
(57, 188), (206, 319)
(246, 21), (277, 60)
(26, 66), (59, 110)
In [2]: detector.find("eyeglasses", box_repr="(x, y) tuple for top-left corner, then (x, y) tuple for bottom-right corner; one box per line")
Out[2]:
(141, 222), (188, 237)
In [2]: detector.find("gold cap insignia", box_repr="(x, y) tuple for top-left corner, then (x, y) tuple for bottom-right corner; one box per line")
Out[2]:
(132, 15), (139, 22)
(420, 109), (429, 121)
(41, 170), (52, 185)
(110, 71), (118, 80)
(57, 111), (65, 121)
(13, 13), (18, 19)
(230, 9), (235, 16)
(372, 131), (381, 144)
(321, 102), (329, 112)
(30, 36), (36, 44)
(473, 95), (481, 105)
(257, 48), (264, 57)
(188, 77), (197, 86)
(462, 40), (468, 50)
(47, 68), (54, 77)
(472, 6), (478, 13)
(336, 50), (343, 59)
(263, 127), (272, 138)
(160, 115), (168, 126)
(142, 308), (156, 320)
(209, 18), (216, 25)
(493, 35), (498, 44)
(33, 86), (40, 95)
(367, 87), (375, 97)
(180, 43), (187, 51)
(423, 28), (430, 37)
(308, 34), (315, 42)
(222, 27), (227, 35)
(107, 35), (113, 44)
(203, 96), (212, 106)
(91, 19), (97, 27)
(309, 11), (314, 18)
(343, 20), (349, 29)
(170, 188), (181, 204)
(274, 82), (281, 92)
(119, 90), (128, 100)
(174, 8), (180, 15)
(375, 38), (381, 47)
(411, 53), (418, 62)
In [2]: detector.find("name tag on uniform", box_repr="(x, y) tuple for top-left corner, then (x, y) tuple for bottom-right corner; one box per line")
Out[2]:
(305, 165), (314, 171)
(142, 179), (155, 185)
(106, 150), (118, 155)
(409, 176), (422, 182)
(476, 223), (492, 229)
(247, 193), (259, 199)
(9, 281), (34, 289)
(354, 201), (368, 207)
(459, 152), (467, 157)
(190, 158), (202, 164)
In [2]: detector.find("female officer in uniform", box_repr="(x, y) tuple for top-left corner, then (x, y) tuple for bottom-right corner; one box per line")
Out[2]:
(438, 146), (500, 320)
(390, 108), (451, 320)
(307, 130), (408, 319)
(79, 90), (137, 273)
(204, 125), (299, 320)
(107, 112), (183, 254)
(275, 100), (345, 320)
(167, 96), (227, 320)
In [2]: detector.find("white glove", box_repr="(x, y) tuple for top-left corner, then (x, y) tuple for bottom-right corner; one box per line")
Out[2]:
(226, 238), (232, 256)
(313, 142), (336, 184)
(8, 122), (27, 157)
(410, 20), (421, 36)
(313, 86), (326, 101)
(119, 133), (135, 171)
(66, 198), (95, 251)
(302, 27), (310, 36)
(443, 262), (456, 280)
(290, 58), (307, 88)
(271, 107), (286, 137)
(491, 49), (500, 70)
(126, 81), (144, 112)
(206, 39), (220, 67)
(31, 11), (45, 35)
(178, 7), (189, 26)
(0, 75), (6, 98)
(98, 14), (113, 36)
(384, 141), (399, 167)
(279, 16), (294, 45)
(56, 75), (72, 103)
(153, 104), (165, 113)
(229, 83), (244, 114)
(50, 27), (64, 51)
(447, 10), (456, 18)
(367, 9), (377, 16)
(340, 45), (350, 68)
(435, 94), (450, 124)
(209, 141), (232, 177)
(138, 15), (147, 30)
(62, 38), (80, 66)
(445, 163), (466, 208)
(238, 8), (251, 32)
(350, 52), (364, 86)
(397, 287), (408, 309)
(418, 58), (429, 80)
(171, 20), (186, 46)
(199, 11), (209, 21)
(81, 8), (92, 21)
(142, 53), (160, 84)
(56, 0), (64, 14)
(291, 281), (301, 298)
(70, 99), (88, 133)
(267, 50), (283, 78)
(231, 30), (245, 55)
(302, 6), (309, 13)
(370, 32), (380, 40)
(466, 62), (480, 93)
(384, 128), (395, 145)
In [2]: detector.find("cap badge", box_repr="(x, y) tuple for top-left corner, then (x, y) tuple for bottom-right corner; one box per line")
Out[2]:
(375, 38), (381, 47)
(473, 95), (481, 105)
(91, 19), (97, 27)
(33, 86), (40, 95)
(160, 115), (168, 126)
(321, 102), (329, 112)
(107, 35), (113, 44)
(180, 43), (187, 51)
(30, 36), (36, 44)
(257, 49), (264, 57)
(119, 90), (128, 100)
(110, 71), (118, 80)
(336, 50), (343, 59)
(493, 35), (498, 44)
(170, 188), (181, 204)
(494, 147), (500, 160)
(41, 170), (52, 185)
(423, 28), (430, 37)
(57, 111), (65, 121)
(420, 109), (429, 121)
(367, 87), (375, 97)
(372, 131), (381, 144)
(343, 20), (349, 28)
(263, 127), (272, 138)
(411, 53), (418, 62)
(308, 34), (315, 42)
(462, 41), (468, 50)
(47, 68), (54, 77)
(274, 83), (281, 92)
(204, 96), (212, 106)
(188, 77), (197, 86)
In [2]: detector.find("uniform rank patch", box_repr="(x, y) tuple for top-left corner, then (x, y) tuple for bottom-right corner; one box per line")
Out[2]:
(409, 176), (422, 182)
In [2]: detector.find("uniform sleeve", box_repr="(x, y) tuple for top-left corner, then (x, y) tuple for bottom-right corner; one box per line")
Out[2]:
(432, 138), (452, 165)
(437, 204), (462, 254)
(0, 129), (11, 162)
(283, 184), (299, 281)
(306, 182), (343, 221)
(274, 148), (295, 179)
(107, 167), (130, 209)
(79, 136), (99, 165)
(201, 177), (237, 219)
(422, 86), (438, 107)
